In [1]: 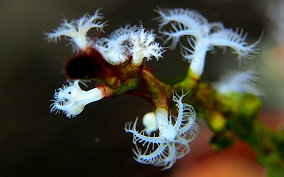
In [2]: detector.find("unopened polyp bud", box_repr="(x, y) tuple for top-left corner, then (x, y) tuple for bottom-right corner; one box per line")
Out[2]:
(142, 112), (158, 135)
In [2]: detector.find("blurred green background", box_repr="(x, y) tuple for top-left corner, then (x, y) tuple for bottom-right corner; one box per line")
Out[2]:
(0, 0), (282, 177)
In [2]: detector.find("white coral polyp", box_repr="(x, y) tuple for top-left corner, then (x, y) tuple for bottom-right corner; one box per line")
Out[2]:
(157, 8), (258, 77)
(95, 26), (134, 64)
(125, 92), (199, 170)
(95, 26), (164, 65)
(213, 70), (262, 95)
(50, 80), (104, 118)
(129, 28), (164, 65)
(47, 9), (106, 50)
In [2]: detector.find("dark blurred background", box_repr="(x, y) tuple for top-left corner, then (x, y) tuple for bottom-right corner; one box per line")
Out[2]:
(0, 0), (282, 177)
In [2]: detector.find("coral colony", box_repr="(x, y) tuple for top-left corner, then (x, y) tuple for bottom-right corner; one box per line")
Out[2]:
(47, 8), (259, 170)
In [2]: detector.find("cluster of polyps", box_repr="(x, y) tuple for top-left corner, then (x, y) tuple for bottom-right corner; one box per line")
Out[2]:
(47, 10), (163, 65)
(47, 9), (164, 117)
(47, 8), (259, 170)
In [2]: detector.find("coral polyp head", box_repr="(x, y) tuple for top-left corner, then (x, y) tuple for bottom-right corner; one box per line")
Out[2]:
(129, 27), (164, 65)
(125, 92), (199, 170)
(47, 9), (106, 51)
(95, 26), (134, 64)
(157, 8), (259, 77)
(50, 80), (104, 118)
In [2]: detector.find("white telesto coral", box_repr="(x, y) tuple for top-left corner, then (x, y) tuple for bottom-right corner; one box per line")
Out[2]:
(156, 8), (258, 77)
(125, 93), (199, 170)
(50, 80), (104, 118)
(213, 70), (261, 95)
(47, 9), (106, 50)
